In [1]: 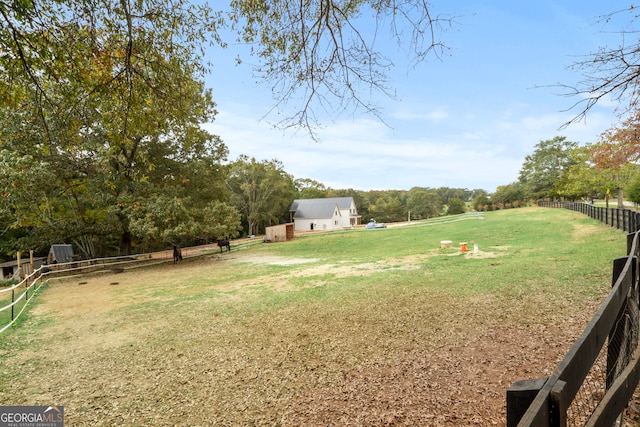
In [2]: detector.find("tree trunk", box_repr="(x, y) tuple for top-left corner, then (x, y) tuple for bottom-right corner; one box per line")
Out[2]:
(618, 188), (624, 209)
(248, 220), (258, 236)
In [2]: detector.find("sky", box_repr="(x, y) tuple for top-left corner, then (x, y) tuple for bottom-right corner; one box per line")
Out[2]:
(201, 1), (632, 193)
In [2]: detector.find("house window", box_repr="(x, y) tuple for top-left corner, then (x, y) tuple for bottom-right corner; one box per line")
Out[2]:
(334, 220), (338, 226)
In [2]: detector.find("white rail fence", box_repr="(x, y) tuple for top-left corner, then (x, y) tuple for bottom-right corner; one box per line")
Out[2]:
(0, 240), (263, 334)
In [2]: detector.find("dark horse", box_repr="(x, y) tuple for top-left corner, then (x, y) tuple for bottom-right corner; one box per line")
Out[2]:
(217, 238), (231, 253)
(173, 245), (183, 263)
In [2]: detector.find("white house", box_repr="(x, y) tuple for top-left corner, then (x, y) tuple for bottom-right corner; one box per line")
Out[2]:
(289, 197), (361, 231)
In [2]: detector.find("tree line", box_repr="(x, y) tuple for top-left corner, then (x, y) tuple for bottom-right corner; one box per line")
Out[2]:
(0, 137), (487, 260)
(2, 1), (640, 260)
(504, 123), (640, 210)
(0, 0), (449, 260)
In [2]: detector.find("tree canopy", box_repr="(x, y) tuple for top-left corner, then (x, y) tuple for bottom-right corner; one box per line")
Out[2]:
(228, 0), (455, 134)
(563, 5), (640, 124)
(0, 0), (455, 257)
(227, 156), (295, 236)
(518, 136), (580, 200)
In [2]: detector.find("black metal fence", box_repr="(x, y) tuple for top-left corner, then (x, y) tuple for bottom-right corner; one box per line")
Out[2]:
(539, 201), (640, 233)
(507, 203), (640, 426)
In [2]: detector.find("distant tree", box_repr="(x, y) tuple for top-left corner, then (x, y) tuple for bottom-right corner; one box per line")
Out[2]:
(227, 157), (295, 236)
(368, 192), (405, 223)
(407, 187), (443, 219)
(472, 190), (492, 211)
(553, 145), (596, 201)
(436, 187), (472, 204)
(518, 136), (579, 200)
(626, 175), (640, 205)
(295, 179), (327, 199)
(446, 198), (466, 215)
(492, 183), (526, 208)
(592, 112), (640, 207)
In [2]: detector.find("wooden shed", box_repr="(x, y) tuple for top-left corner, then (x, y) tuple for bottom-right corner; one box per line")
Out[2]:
(264, 223), (294, 243)
(0, 257), (46, 280)
(48, 244), (75, 264)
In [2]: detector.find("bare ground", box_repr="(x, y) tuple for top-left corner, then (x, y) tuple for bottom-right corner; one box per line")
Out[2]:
(1, 248), (639, 426)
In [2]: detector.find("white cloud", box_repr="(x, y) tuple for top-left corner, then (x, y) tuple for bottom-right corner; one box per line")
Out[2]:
(203, 106), (533, 192)
(393, 105), (450, 122)
(197, 1), (627, 194)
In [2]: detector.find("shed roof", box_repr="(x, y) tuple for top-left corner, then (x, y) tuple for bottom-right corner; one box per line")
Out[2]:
(0, 257), (47, 268)
(49, 244), (74, 263)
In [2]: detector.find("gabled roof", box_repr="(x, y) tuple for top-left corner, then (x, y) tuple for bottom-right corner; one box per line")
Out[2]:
(290, 197), (354, 211)
(290, 198), (342, 219)
(49, 244), (74, 263)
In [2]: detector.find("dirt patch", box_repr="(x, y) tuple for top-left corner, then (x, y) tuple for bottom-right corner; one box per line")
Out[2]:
(236, 249), (508, 278)
(573, 223), (605, 240)
(234, 255), (320, 266)
(286, 323), (582, 426)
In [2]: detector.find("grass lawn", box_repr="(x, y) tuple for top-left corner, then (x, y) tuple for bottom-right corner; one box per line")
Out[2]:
(0, 206), (627, 426)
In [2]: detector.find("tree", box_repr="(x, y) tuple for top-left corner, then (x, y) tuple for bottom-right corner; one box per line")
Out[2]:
(552, 145), (598, 201)
(492, 183), (525, 208)
(229, 0), (456, 135)
(369, 194), (405, 223)
(2, 0), (454, 138)
(518, 136), (579, 200)
(0, 0), (454, 253)
(626, 175), (640, 205)
(562, 6), (640, 125)
(406, 187), (442, 219)
(227, 157), (295, 236)
(295, 178), (327, 199)
(436, 187), (472, 205)
(446, 198), (465, 215)
(0, 0), (244, 256)
(0, 69), (224, 255)
(592, 112), (640, 207)
(472, 190), (492, 211)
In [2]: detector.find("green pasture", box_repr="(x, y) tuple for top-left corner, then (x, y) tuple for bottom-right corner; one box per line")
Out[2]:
(0, 283), (29, 330)
(0, 206), (629, 425)
(0, 279), (48, 330)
